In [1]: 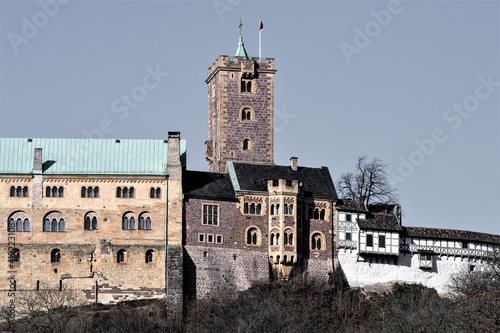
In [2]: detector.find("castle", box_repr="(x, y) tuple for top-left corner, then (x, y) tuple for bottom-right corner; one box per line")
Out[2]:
(1, 32), (499, 310)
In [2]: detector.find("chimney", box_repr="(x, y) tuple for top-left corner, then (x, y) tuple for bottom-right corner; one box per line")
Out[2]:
(33, 148), (42, 174)
(290, 157), (298, 171)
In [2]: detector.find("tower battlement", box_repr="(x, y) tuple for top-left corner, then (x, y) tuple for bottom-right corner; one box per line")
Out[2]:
(206, 56), (275, 83)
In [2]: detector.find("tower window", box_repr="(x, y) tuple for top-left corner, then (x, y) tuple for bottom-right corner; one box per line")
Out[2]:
(51, 249), (61, 263)
(241, 108), (252, 121)
(243, 139), (252, 151)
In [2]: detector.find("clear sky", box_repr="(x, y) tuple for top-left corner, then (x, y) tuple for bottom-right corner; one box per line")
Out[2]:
(1, 0), (499, 235)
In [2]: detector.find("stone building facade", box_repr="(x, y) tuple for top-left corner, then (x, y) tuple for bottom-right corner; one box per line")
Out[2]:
(1, 32), (499, 311)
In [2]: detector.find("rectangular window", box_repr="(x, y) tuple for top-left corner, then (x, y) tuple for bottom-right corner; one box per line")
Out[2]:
(203, 204), (219, 225)
(379, 235), (386, 248)
(345, 232), (352, 241)
(198, 234), (205, 243)
(346, 214), (351, 222)
(207, 234), (214, 243)
(216, 235), (223, 244)
(366, 234), (373, 247)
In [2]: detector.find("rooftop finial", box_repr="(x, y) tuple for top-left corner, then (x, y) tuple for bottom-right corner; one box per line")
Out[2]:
(235, 16), (249, 59)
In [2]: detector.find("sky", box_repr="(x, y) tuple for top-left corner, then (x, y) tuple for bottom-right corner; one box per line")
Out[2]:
(0, 0), (499, 235)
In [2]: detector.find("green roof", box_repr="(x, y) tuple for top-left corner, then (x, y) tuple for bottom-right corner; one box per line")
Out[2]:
(0, 138), (186, 176)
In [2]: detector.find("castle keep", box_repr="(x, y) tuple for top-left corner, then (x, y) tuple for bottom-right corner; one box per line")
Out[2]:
(1, 32), (499, 308)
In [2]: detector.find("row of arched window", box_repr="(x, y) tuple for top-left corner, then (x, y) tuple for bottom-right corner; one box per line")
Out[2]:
(116, 187), (135, 198)
(243, 202), (262, 215)
(7, 211), (153, 232)
(270, 203), (294, 216)
(46, 186), (64, 198)
(9, 248), (155, 265)
(10, 186), (28, 197)
(81, 186), (99, 198)
(309, 207), (326, 220)
(122, 212), (152, 230)
(245, 227), (325, 250)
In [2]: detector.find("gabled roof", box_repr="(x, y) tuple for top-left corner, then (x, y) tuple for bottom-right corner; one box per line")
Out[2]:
(0, 138), (186, 176)
(228, 162), (337, 199)
(403, 226), (500, 245)
(183, 170), (237, 201)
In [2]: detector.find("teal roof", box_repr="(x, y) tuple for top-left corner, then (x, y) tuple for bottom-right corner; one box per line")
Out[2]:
(235, 35), (249, 59)
(0, 138), (186, 176)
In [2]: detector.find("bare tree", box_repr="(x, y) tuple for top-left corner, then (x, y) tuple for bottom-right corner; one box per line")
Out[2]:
(1, 286), (86, 333)
(336, 156), (398, 207)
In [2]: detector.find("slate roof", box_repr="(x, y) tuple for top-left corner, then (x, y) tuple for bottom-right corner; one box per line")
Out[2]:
(230, 162), (337, 199)
(0, 138), (186, 176)
(358, 214), (402, 232)
(403, 226), (500, 245)
(183, 171), (237, 201)
(336, 199), (368, 212)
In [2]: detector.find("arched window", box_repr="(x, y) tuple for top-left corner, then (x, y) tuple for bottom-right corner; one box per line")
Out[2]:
(10, 248), (20, 263)
(58, 219), (65, 231)
(16, 187), (22, 197)
(276, 233), (280, 245)
(117, 249), (126, 263)
(51, 219), (58, 232)
(8, 218), (15, 232)
(44, 212), (64, 232)
(22, 187), (28, 197)
(94, 187), (99, 197)
(10, 186), (15, 197)
(243, 139), (251, 151)
(276, 204), (280, 215)
(129, 187), (135, 198)
(138, 213), (151, 230)
(84, 212), (97, 230)
(81, 187), (87, 198)
(313, 208), (319, 220)
(150, 188), (155, 199)
(246, 227), (259, 245)
(284, 230), (293, 246)
(146, 217), (151, 229)
(145, 250), (154, 264)
(320, 209), (325, 220)
(246, 81), (252, 92)
(244, 202), (249, 214)
(117, 187), (122, 198)
(46, 187), (51, 197)
(122, 216), (128, 230)
(130, 217), (135, 229)
(23, 218), (30, 232)
(123, 187), (129, 198)
(284, 204), (288, 215)
(58, 187), (64, 197)
(311, 233), (324, 250)
(250, 203), (256, 214)
(51, 249), (61, 263)
(256, 203), (262, 215)
(288, 204), (293, 215)
(241, 108), (252, 121)
(241, 81), (247, 93)
(44, 218), (50, 231)
(139, 216), (144, 230)
(155, 188), (161, 198)
(271, 204), (275, 215)
(87, 187), (93, 198)
(16, 219), (22, 232)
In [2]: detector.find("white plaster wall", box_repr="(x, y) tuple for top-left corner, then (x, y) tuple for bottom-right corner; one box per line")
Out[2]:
(337, 251), (485, 295)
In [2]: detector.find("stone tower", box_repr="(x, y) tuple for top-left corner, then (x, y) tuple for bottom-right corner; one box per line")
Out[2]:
(205, 29), (277, 173)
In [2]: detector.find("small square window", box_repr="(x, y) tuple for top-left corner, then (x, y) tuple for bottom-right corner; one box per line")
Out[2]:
(346, 214), (351, 222)
(345, 232), (352, 241)
(216, 235), (223, 244)
(198, 234), (205, 243)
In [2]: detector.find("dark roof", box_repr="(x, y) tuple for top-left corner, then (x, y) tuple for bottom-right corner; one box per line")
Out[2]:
(232, 163), (337, 199)
(358, 214), (402, 232)
(403, 226), (500, 245)
(183, 171), (237, 201)
(336, 199), (368, 212)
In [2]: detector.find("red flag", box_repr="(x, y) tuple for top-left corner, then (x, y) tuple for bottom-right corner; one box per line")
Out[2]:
(259, 21), (263, 31)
